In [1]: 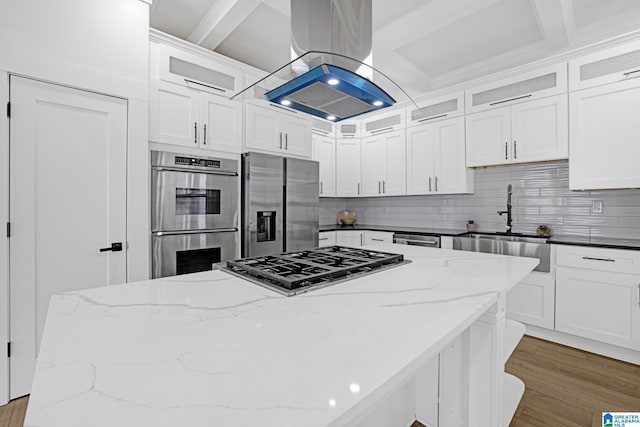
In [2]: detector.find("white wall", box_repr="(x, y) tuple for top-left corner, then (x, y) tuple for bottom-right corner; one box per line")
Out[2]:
(0, 0), (150, 404)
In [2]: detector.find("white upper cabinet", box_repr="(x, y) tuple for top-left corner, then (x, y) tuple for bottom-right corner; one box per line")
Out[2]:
(569, 40), (640, 190)
(408, 92), (464, 128)
(313, 132), (336, 197)
(569, 79), (640, 190)
(361, 110), (406, 138)
(465, 63), (567, 114)
(466, 93), (568, 167)
(569, 39), (640, 92)
(245, 103), (312, 158)
(336, 138), (362, 197)
(158, 44), (243, 97)
(407, 117), (473, 195)
(149, 79), (241, 153)
(361, 129), (406, 196)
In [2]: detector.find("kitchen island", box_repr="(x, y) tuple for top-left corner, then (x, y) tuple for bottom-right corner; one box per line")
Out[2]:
(24, 245), (537, 427)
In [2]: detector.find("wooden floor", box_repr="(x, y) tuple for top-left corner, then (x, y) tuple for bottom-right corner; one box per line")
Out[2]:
(1, 336), (638, 427)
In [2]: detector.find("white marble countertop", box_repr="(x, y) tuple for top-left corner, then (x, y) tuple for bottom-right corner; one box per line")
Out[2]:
(25, 245), (538, 427)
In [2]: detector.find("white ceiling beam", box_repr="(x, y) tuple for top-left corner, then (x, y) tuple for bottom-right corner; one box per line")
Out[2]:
(373, 0), (503, 52)
(187, 0), (261, 47)
(530, 0), (574, 49)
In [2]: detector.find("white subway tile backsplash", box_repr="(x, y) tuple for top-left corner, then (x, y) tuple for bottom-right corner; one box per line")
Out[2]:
(320, 161), (640, 238)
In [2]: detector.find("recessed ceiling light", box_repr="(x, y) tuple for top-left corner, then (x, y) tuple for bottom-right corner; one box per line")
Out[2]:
(281, 99), (292, 106)
(327, 115), (336, 121)
(327, 78), (340, 86)
(373, 100), (383, 106)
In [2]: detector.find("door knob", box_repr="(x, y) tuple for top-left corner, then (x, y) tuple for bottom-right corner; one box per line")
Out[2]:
(100, 242), (123, 252)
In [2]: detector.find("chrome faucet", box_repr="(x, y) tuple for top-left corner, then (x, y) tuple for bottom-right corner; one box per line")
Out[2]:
(497, 184), (513, 233)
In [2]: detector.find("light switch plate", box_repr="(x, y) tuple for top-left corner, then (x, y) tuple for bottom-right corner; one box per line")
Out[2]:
(591, 200), (604, 214)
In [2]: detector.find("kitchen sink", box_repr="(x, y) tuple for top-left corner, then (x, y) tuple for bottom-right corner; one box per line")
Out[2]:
(452, 233), (550, 272)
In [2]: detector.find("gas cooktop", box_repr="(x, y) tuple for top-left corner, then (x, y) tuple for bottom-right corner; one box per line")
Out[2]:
(224, 246), (410, 296)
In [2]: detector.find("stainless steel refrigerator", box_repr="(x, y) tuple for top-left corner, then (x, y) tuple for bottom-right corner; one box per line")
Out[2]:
(241, 152), (319, 257)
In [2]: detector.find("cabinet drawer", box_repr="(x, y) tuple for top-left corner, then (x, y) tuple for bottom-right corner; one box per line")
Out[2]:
(556, 245), (640, 274)
(364, 231), (394, 245)
(318, 231), (336, 247)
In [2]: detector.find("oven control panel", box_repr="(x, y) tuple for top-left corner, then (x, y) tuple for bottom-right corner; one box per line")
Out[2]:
(175, 156), (221, 168)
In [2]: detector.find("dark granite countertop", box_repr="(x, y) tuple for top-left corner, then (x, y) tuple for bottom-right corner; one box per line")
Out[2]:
(320, 224), (640, 251)
(547, 235), (640, 251)
(319, 224), (468, 236)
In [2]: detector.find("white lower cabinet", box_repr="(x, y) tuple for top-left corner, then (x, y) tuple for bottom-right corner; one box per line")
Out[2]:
(336, 230), (364, 247)
(556, 266), (640, 350)
(318, 231), (336, 247)
(363, 231), (394, 245)
(334, 230), (394, 247)
(555, 245), (640, 351)
(506, 272), (555, 329)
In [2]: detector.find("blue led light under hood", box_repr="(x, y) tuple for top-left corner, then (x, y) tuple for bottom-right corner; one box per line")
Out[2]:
(265, 64), (395, 122)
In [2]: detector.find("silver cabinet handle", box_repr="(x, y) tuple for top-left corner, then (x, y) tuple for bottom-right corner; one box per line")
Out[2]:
(371, 238), (384, 242)
(378, 181), (381, 194)
(360, 233), (364, 246)
(582, 256), (615, 262)
(319, 237), (329, 241)
(285, 133), (288, 150)
(203, 124), (207, 145)
(184, 78), (225, 93)
(194, 122), (198, 144)
(434, 176), (438, 192)
(382, 180), (386, 194)
(637, 283), (640, 308)
(505, 141), (508, 160)
(428, 176), (432, 192)
(513, 140), (517, 159)
(418, 114), (447, 123)
(623, 69), (640, 78)
(279, 132), (283, 149)
(489, 94), (532, 106)
(357, 182), (360, 195)
(320, 181), (323, 194)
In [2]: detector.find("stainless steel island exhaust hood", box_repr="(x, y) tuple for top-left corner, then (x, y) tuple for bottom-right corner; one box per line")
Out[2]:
(231, 0), (417, 122)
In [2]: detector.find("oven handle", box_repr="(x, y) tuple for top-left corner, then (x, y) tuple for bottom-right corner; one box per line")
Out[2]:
(152, 166), (238, 176)
(153, 228), (238, 237)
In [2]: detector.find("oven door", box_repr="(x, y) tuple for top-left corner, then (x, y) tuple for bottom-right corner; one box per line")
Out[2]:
(152, 168), (238, 232)
(152, 230), (238, 278)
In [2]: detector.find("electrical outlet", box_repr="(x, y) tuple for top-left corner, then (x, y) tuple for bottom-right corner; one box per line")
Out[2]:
(591, 200), (604, 214)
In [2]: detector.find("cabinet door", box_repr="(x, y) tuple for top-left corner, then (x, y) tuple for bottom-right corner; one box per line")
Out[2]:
(465, 107), (511, 167)
(315, 135), (336, 197)
(149, 80), (199, 147)
(336, 139), (362, 197)
(406, 124), (434, 195)
(569, 81), (640, 190)
(336, 231), (363, 247)
(318, 231), (336, 247)
(200, 92), (241, 153)
(556, 267), (640, 350)
(364, 231), (394, 245)
(506, 272), (555, 329)
(383, 130), (407, 196)
(245, 104), (281, 153)
(361, 136), (386, 196)
(510, 94), (568, 164)
(284, 115), (312, 157)
(433, 117), (471, 194)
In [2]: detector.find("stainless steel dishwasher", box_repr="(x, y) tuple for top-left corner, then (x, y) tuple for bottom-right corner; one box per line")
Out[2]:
(393, 233), (440, 248)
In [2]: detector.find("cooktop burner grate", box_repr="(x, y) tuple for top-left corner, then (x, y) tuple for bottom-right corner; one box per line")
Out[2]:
(224, 246), (409, 296)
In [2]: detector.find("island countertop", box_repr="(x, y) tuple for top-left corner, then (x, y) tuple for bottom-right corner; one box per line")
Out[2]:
(24, 245), (537, 427)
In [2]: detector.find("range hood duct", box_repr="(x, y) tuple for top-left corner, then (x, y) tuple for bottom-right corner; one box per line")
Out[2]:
(291, 0), (372, 70)
(231, 0), (417, 122)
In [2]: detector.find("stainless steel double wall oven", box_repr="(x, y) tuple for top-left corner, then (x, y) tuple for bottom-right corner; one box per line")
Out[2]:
(151, 151), (239, 278)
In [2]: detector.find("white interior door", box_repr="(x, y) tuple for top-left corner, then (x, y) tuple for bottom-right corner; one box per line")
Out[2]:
(9, 76), (127, 398)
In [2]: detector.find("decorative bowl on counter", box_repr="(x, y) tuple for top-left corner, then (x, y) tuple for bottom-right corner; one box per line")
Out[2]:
(337, 210), (357, 225)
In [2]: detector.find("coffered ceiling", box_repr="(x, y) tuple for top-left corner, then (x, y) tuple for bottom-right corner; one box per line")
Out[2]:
(150, 0), (640, 96)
